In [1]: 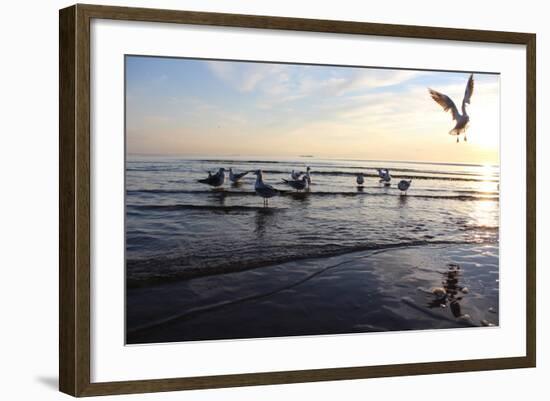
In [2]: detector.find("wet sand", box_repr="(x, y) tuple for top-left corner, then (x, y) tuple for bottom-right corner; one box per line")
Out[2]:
(126, 243), (499, 344)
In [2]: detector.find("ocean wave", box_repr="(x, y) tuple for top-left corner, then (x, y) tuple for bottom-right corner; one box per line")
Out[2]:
(259, 170), (497, 182)
(126, 166), (497, 182)
(126, 190), (499, 202)
(460, 225), (499, 232)
(127, 204), (277, 213)
(126, 239), (492, 287)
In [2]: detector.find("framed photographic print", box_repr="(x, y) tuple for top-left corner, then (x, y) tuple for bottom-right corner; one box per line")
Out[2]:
(59, 4), (536, 397)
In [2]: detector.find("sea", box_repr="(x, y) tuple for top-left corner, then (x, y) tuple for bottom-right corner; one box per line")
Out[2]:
(125, 155), (499, 288)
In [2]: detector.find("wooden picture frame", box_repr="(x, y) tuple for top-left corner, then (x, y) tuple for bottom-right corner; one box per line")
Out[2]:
(59, 3), (536, 397)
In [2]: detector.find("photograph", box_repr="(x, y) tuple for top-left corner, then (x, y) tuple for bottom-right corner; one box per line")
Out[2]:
(124, 55), (500, 345)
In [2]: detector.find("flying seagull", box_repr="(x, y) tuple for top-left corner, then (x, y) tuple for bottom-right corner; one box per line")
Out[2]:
(229, 168), (249, 183)
(253, 170), (279, 207)
(429, 74), (474, 143)
(198, 168), (225, 187)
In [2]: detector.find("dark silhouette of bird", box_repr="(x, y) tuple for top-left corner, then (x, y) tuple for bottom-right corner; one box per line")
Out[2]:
(198, 168), (226, 187)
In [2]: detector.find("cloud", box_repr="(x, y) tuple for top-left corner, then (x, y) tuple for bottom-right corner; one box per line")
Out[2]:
(206, 61), (286, 93)
(319, 69), (423, 96)
(276, 68), (422, 103)
(206, 60), (423, 110)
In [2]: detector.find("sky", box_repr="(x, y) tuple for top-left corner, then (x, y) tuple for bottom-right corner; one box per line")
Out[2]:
(126, 56), (500, 164)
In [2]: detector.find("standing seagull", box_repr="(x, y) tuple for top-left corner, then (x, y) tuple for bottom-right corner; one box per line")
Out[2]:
(377, 168), (391, 186)
(198, 168), (225, 187)
(429, 74), (474, 143)
(290, 170), (302, 180)
(282, 175), (309, 191)
(229, 168), (249, 183)
(398, 179), (412, 194)
(356, 173), (365, 186)
(253, 170), (279, 207)
(304, 166), (312, 185)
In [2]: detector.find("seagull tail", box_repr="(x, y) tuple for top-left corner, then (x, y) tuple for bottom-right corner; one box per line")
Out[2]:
(448, 128), (460, 136)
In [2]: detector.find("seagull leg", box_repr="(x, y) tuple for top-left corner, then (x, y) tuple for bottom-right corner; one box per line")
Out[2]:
(464, 135), (468, 142)
(456, 137), (459, 143)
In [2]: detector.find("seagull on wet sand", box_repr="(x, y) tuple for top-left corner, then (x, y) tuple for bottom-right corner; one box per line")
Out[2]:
(429, 74), (474, 143)
(398, 179), (412, 194)
(282, 175), (309, 191)
(253, 170), (279, 207)
(198, 168), (225, 187)
(229, 168), (249, 183)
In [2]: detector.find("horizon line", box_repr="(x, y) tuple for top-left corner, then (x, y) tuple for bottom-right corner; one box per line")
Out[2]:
(126, 153), (499, 168)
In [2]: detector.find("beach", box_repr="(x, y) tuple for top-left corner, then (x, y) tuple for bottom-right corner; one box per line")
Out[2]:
(127, 243), (499, 344)
(125, 156), (499, 344)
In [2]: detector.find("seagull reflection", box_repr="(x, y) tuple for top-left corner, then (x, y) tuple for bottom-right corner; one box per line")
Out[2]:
(254, 208), (276, 237)
(285, 190), (311, 204)
(207, 190), (227, 206)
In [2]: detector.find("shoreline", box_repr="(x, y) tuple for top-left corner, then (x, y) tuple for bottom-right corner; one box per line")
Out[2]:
(127, 242), (499, 344)
(126, 239), (496, 288)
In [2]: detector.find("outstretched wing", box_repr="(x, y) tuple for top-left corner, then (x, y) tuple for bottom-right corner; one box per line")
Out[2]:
(234, 171), (249, 180)
(429, 89), (459, 121)
(462, 73), (474, 107)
